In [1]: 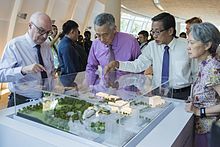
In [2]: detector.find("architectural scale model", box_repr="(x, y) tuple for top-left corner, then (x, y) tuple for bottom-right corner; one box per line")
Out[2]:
(149, 96), (165, 108)
(15, 90), (173, 147)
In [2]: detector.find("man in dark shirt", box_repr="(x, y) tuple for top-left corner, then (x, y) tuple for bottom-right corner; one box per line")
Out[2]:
(58, 20), (87, 75)
(84, 30), (92, 55)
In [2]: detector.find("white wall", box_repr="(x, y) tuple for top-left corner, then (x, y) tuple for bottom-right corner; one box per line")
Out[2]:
(87, 0), (105, 39)
(50, 0), (75, 31)
(13, 0), (48, 37)
(0, 0), (15, 56)
(71, 0), (91, 32)
(0, 21), (8, 57)
(0, 0), (106, 56)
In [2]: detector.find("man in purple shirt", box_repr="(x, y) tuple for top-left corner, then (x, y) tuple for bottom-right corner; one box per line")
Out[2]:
(86, 13), (141, 73)
(86, 13), (141, 85)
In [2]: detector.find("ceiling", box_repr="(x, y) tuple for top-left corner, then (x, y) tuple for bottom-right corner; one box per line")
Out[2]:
(121, 0), (220, 27)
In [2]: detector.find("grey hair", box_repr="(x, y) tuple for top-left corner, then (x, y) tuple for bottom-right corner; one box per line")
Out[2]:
(94, 13), (115, 29)
(190, 22), (220, 55)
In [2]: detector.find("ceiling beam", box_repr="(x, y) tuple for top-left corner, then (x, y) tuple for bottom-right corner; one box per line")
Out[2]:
(82, 0), (96, 32)
(7, 0), (23, 42)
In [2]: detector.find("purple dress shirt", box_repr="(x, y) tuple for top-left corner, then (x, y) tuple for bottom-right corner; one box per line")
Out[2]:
(86, 32), (141, 85)
(87, 32), (141, 72)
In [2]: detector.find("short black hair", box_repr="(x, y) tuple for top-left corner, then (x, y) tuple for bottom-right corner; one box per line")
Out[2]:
(179, 32), (187, 38)
(84, 30), (91, 36)
(62, 20), (78, 35)
(59, 20), (78, 39)
(52, 24), (57, 28)
(138, 30), (149, 37)
(152, 12), (176, 37)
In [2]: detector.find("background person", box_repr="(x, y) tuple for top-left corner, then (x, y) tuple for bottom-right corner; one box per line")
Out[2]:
(48, 24), (60, 72)
(138, 30), (149, 51)
(179, 32), (187, 38)
(185, 17), (202, 35)
(138, 30), (153, 75)
(58, 20), (87, 76)
(84, 30), (92, 56)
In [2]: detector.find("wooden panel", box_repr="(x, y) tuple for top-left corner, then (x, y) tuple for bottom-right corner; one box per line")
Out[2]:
(0, 89), (10, 110)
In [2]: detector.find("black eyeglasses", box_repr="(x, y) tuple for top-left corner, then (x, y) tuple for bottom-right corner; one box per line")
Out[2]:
(150, 29), (167, 36)
(31, 22), (52, 36)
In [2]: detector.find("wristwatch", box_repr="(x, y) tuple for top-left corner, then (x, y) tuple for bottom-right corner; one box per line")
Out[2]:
(200, 107), (206, 118)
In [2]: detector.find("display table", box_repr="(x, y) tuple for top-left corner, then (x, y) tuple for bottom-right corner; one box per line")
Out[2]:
(137, 99), (194, 147)
(0, 99), (193, 147)
(0, 72), (194, 147)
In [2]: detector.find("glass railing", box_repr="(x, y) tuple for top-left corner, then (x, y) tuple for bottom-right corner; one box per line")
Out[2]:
(13, 71), (174, 147)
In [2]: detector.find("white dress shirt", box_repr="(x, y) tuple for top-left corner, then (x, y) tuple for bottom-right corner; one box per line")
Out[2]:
(0, 33), (54, 99)
(119, 37), (198, 89)
(140, 41), (148, 51)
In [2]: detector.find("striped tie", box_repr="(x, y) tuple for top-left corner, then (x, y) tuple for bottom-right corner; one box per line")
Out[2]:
(108, 45), (115, 62)
(108, 45), (116, 84)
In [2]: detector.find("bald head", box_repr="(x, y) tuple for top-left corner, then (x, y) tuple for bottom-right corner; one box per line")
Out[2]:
(30, 12), (52, 27)
(28, 12), (52, 44)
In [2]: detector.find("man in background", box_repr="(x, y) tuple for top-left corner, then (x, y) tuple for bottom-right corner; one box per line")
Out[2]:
(137, 30), (152, 75)
(185, 17), (202, 35)
(179, 32), (187, 38)
(138, 30), (149, 51)
(84, 30), (92, 56)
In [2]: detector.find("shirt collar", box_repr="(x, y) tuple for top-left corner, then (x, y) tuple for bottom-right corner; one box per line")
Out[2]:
(111, 32), (118, 49)
(64, 36), (75, 45)
(25, 33), (38, 48)
(163, 37), (176, 50)
(141, 41), (148, 45)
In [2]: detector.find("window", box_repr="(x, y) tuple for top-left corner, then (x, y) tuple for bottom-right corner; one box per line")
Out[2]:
(121, 10), (152, 36)
(120, 18), (129, 32)
(180, 23), (186, 34)
(130, 20), (143, 34)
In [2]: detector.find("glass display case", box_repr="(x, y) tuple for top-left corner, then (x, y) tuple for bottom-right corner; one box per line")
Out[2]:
(13, 71), (174, 147)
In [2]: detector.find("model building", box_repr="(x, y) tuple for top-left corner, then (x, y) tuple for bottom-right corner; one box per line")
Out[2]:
(149, 96), (165, 108)
(96, 92), (121, 101)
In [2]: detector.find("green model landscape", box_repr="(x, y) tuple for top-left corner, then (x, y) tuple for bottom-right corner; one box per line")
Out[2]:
(18, 96), (94, 131)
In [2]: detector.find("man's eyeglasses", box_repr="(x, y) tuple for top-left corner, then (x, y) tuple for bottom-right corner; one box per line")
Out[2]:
(150, 29), (167, 36)
(31, 22), (52, 36)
